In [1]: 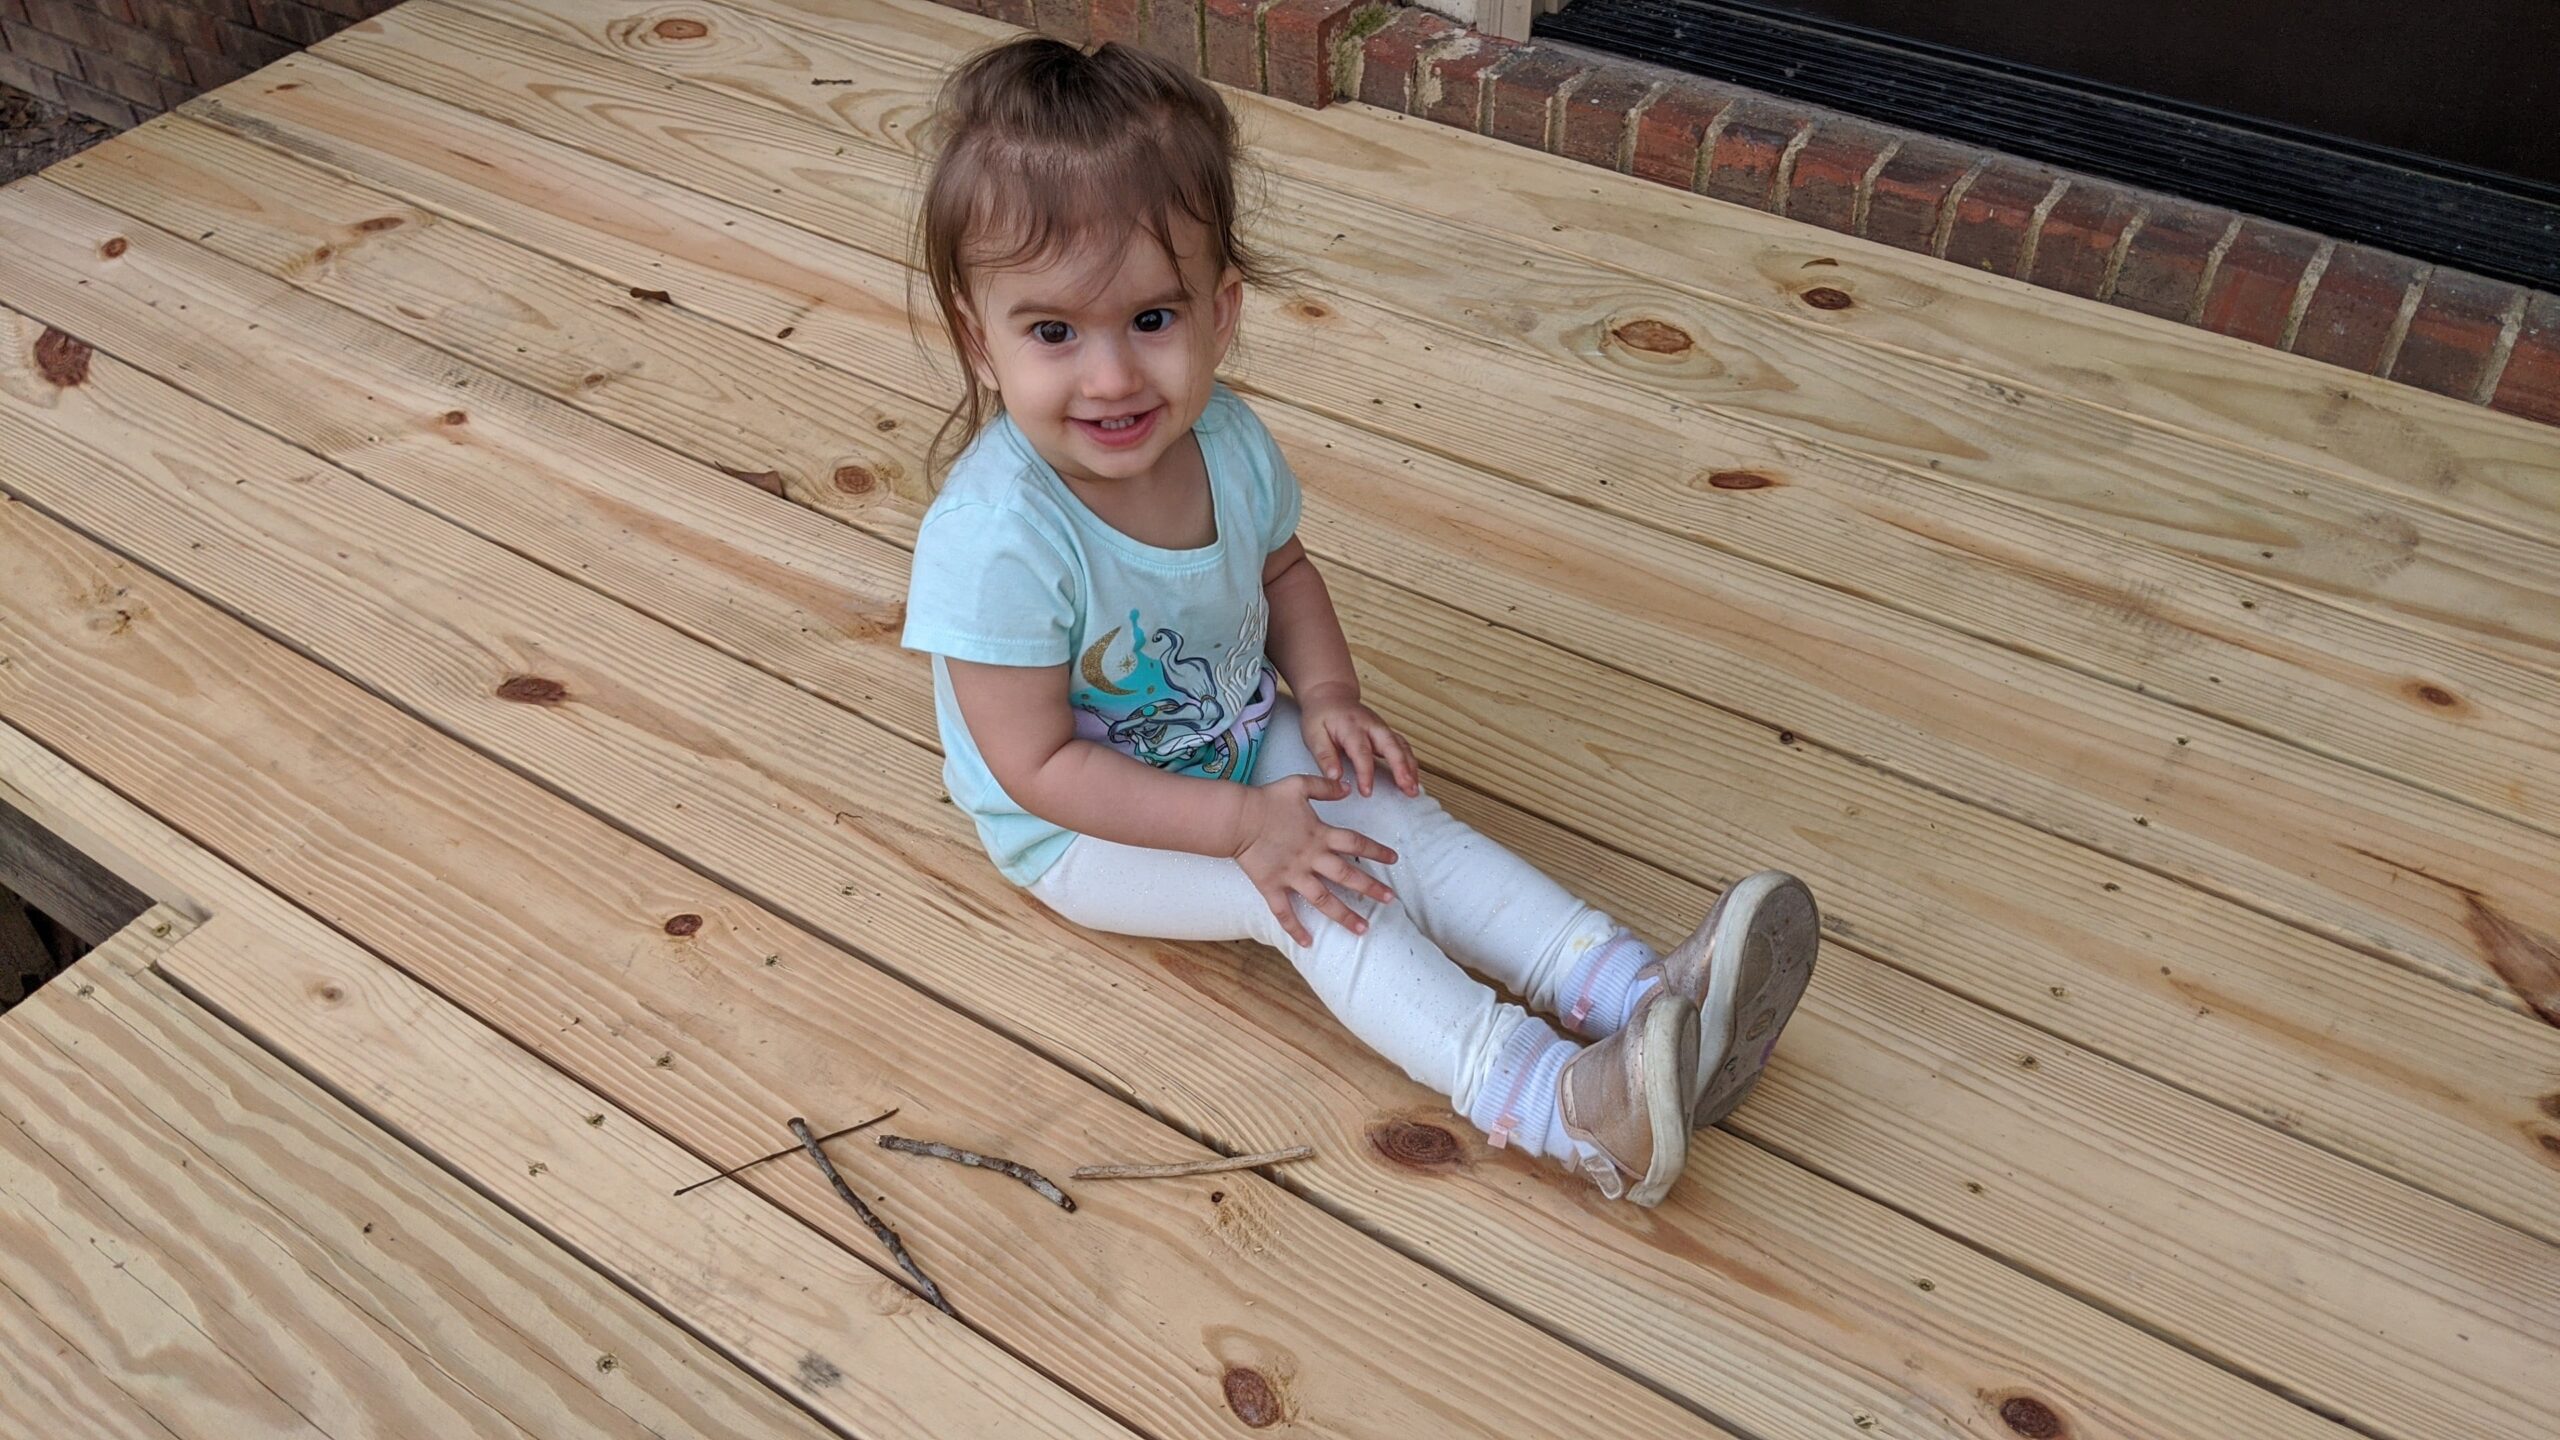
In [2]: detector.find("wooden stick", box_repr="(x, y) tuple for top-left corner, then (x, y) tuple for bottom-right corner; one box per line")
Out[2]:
(672, 1107), (897, 1196)
(787, 1117), (955, 1318)
(1070, 1146), (1315, 1181)
(877, 1135), (1074, 1212)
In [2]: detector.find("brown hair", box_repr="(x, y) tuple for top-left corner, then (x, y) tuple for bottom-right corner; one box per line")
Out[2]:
(910, 36), (1289, 482)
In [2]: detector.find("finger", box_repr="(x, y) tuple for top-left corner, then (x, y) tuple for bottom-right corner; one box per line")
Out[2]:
(1336, 827), (1399, 868)
(1300, 880), (1367, 936)
(1267, 890), (1313, 948)
(1323, 855), (1396, 906)
(1295, 771), (1349, 804)
(1334, 729), (1376, 797)
(1307, 726), (1342, 783)
(1377, 727), (1421, 796)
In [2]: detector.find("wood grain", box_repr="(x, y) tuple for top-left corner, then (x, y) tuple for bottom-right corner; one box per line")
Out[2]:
(0, 296), (2544, 1440)
(429, 0), (2560, 666)
(704, 0), (2560, 555)
(0, 505), (1729, 1440)
(0, 908), (848, 1440)
(21, 136), (2560, 1250)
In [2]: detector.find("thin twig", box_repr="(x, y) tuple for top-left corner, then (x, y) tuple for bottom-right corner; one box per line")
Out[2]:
(789, 1117), (954, 1317)
(672, 1107), (898, 1197)
(1071, 1146), (1315, 1181)
(877, 1135), (1074, 1212)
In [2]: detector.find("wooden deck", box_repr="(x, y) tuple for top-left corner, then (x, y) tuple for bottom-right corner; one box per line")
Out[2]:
(1, 0), (2556, 1433)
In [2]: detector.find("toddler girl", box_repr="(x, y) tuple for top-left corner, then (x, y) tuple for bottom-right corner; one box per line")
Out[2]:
(901, 36), (1817, 1205)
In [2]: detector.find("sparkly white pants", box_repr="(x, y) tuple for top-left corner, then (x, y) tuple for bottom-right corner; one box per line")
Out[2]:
(1028, 699), (1629, 1115)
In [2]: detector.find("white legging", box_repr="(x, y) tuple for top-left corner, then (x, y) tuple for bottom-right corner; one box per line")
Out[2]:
(1028, 698), (1628, 1117)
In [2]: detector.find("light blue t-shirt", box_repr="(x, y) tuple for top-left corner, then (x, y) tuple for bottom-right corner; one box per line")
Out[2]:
(901, 383), (1303, 885)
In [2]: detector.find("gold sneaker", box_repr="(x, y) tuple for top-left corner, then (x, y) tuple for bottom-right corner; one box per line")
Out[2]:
(1556, 987), (1699, 1206)
(1642, 871), (1819, 1127)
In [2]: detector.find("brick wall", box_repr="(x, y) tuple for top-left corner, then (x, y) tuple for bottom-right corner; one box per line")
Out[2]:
(0, 0), (397, 129)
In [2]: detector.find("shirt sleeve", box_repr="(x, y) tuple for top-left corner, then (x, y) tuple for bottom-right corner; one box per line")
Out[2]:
(1229, 394), (1304, 554)
(901, 502), (1079, 666)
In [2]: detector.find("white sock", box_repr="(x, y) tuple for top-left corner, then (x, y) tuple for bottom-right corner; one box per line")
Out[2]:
(1557, 927), (1659, 1038)
(1464, 1020), (1583, 1163)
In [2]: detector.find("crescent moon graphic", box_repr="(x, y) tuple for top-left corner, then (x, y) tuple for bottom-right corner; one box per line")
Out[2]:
(1080, 627), (1133, 695)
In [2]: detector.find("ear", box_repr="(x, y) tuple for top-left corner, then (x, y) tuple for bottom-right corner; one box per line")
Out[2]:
(1209, 264), (1245, 356)
(954, 298), (1000, 393)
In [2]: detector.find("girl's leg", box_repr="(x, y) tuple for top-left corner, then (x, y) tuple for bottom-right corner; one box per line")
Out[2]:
(1027, 831), (1589, 1158)
(1256, 701), (1662, 1039)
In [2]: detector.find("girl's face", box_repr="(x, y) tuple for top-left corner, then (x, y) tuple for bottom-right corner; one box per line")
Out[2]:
(958, 218), (1243, 489)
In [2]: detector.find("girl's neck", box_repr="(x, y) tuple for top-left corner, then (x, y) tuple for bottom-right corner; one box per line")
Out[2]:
(1054, 428), (1217, 551)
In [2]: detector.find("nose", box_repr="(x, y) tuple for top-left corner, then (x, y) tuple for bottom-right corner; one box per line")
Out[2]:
(1081, 336), (1142, 401)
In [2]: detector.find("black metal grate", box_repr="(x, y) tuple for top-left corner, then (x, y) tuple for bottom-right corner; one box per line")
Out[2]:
(1536, 0), (2560, 293)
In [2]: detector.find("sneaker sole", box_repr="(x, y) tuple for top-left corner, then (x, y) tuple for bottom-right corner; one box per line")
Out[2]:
(1625, 993), (1699, 1207)
(1691, 872), (1818, 1128)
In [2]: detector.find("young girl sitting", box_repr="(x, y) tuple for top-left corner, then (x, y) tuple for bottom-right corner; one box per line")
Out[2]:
(901, 36), (1817, 1205)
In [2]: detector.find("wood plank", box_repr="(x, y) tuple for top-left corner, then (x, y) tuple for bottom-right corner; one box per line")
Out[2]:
(153, 13), (2560, 1020)
(0, 209), (2401, 1440)
(176, 52), (2560, 853)
(0, 795), (151, 943)
(0, 906), (845, 1440)
(22, 129), (2560, 1255)
(723, 0), (2560, 555)
(429, 0), (2560, 670)
(0, 278), (2543, 1440)
(0, 507), (1728, 1440)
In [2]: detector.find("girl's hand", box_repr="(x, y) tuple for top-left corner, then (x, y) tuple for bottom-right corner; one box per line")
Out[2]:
(1299, 692), (1421, 799)
(1234, 775), (1399, 947)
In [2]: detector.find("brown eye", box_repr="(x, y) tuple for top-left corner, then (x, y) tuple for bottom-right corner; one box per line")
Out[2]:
(1134, 308), (1173, 333)
(1034, 320), (1072, 345)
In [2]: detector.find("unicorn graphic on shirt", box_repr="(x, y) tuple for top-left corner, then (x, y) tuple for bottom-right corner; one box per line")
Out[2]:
(1072, 599), (1277, 780)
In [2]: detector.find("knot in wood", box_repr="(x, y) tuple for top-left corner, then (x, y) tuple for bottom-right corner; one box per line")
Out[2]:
(99, 236), (128, 258)
(1220, 1367), (1281, 1427)
(441, 409), (468, 426)
(2411, 682), (2461, 709)
(1999, 1396), (2064, 1437)
(34, 327), (92, 387)
(1800, 286), (1855, 311)
(357, 216), (405, 233)
(1706, 470), (1778, 490)
(494, 675), (567, 705)
(1610, 318), (1693, 355)
(664, 913), (703, 936)
(833, 464), (879, 494)
(1368, 1118), (1462, 1169)
(653, 17), (710, 39)
(1289, 298), (1332, 321)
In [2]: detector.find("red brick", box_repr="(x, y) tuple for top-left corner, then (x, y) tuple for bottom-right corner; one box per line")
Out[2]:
(0, 0), (28, 27)
(215, 17), (291, 66)
(1554, 69), (1657, 170)
(0, 48), (64, 101)
(1779, 116), (1893, 232)
(1417, 31), (1511, 132)
(2194, 219), (2325, 348)
(1483, 44), (1586, 150)
(1862, 134), (1975, 252)
(1088, 0), (1143, 46)
(2022, 180), (2139, 300)
(4, 17), (78, 71)
(1261, 0), (1364, 108)
(182, 41), (243, 85)
(1941, 158), (2060, 276)
(303, 0), (374, 21)
(24, 0), (104, 47)
(245, 0), (333, 45)
(1351, 7), (1454, 112)
(980, 0), (1035, 28)
(1137, 0), (1200, 70)
(126, 0), (221, 51)
(51, 69), (140, 126)
(2287, 243), (2423, 373)
(155, 69), (193, 105)
(79, 48), (169, 106)
(1032, 0), (1088, 46)
(1699, 96), (1804, 208)
(1200, 0), (1257, 88)
(2488, 291), (2560, 428)
(1627, 75), (1729, 189)
(2110, 197), (2234, 321)
(2389, 267), (2525, 402)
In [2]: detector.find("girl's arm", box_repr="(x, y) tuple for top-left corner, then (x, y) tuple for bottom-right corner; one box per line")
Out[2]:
(1261, 537), (1420, 797)
(944, 657), (1398, 942)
